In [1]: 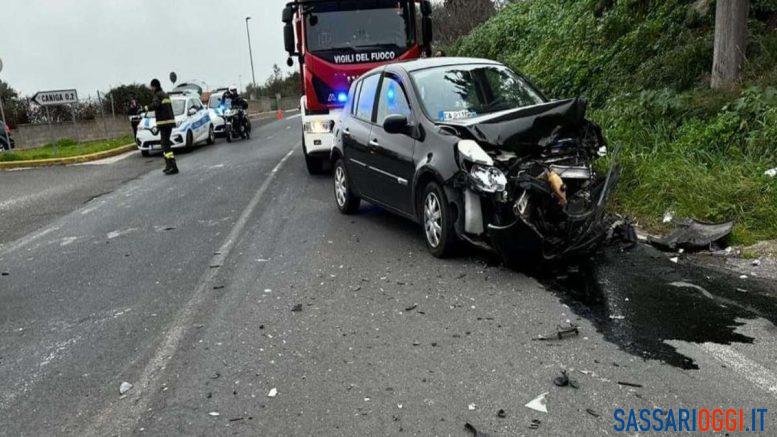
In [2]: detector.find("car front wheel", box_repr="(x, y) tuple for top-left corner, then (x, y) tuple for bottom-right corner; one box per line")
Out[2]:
(333, 159), (360, 214)
(421, 182), (458, 258)
(207, 126), (215, 145)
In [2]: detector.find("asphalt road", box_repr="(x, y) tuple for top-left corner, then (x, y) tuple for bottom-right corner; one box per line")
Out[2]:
(1, 115), (776, 436)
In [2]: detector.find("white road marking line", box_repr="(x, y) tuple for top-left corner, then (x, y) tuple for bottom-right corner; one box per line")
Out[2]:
(0, 226), (61, 256)
(85, 147), (296, 436)
(699, 342), (777, 396)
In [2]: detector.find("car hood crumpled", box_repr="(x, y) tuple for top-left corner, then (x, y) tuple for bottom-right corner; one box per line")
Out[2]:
(439, 98), (590, 152)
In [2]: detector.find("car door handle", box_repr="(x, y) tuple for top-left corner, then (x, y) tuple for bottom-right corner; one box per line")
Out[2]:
(343, 128), (351, 136)
(369, 139), (379, 147)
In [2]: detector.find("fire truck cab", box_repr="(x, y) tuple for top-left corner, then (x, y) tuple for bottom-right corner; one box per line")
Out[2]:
(283, 0), (433, 174)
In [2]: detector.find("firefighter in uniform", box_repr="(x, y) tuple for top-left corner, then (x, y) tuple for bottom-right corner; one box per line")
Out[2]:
(145, 79), (179, 175)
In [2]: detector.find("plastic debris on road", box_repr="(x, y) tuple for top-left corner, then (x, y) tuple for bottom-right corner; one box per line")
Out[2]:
(649, 218), (733, 252)
(291, 304), (303, 312)
(119, 381), (133, 395)
(464, 422), (493, 437)
(208, 412), (220, 417)
(468, 403), (476, 410)
(525, 392), (548, 413)
(268, 388), (278, 397)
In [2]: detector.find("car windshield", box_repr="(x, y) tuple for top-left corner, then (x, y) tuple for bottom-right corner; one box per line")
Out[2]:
(209, 94), (230, 109)
(411, 64), (546, 122)
(172, 100), (186, 116)
(305, 1), (413, 52)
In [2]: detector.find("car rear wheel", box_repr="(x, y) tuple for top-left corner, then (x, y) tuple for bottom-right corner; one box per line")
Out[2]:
(141, 150), (150, 157)
(333, 159), (360, 214)
(421, 182), (458, 258)
(185, 131), (194, 150)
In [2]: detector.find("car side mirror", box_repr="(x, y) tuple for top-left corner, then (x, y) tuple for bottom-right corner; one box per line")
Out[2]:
(188, 107), (197, 116)
(383, 114), (409, 135)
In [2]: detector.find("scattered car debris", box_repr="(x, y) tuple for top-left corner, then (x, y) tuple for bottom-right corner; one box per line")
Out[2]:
(497, 409), (507, 418)
(229, 417), (245, 422)
(208, 412), (220, 417)
(119, 381), (133, 395)
(609, 315), (625, 320)
(528, 419), (542, 430)
(464, 422), (493, 437)
(552, 370), (579, 388)
(534, 322), (579, 341)
(468, 403), (477, 411)
(404, 304), (418, 311)
(267, 388), (278, 397)
(291, 304), (303, 312)
(213, 285), (225, 290)
(586, 408), (600, 418)
(210, 372), (221, 380)
(752, 259), (761, 266)
(525, 392), (548, 413)
(617, 381), (643, 388)
(669, 256), (679, 263)
(765, 168), (777, 178)
(648, 218), (733, 252)
(1, 272), (9, 276)
(553, 370), (570, 387)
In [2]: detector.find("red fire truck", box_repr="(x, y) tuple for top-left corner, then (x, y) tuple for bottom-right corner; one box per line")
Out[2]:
(282, 0), (433, 174)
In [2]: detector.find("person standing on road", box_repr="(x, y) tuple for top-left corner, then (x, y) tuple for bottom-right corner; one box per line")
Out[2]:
(145, 79), (179, 175)
(128, 96), (142, 138)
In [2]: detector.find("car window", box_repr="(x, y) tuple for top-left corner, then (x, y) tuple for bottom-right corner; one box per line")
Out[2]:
(356, 74), (380, 122)
(376, 76), (411, 124)
(350, 81), (362, 116)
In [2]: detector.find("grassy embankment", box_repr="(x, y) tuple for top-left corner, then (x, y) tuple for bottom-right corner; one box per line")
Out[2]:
(0, 136), (134, 162)
(452, 0), (777, 244)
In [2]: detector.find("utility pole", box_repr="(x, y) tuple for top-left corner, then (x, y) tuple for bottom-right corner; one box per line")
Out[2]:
(245, 17), (257, 99)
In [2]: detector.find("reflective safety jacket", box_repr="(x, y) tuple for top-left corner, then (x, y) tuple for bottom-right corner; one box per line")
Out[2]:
(148, 89), (175, 126)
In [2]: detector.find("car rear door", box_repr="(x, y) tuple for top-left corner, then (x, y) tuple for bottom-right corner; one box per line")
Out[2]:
(366, 73), (416, 214)
(342, 73), (381, 199)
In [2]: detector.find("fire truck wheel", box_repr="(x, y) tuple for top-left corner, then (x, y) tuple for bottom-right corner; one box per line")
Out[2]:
(302, 135), (324, 175)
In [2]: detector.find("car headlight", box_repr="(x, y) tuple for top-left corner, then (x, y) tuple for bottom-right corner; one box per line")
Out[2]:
(470, 164), (507, 193)
(457, 140), (506, 193)
(304, 120), (334, 134)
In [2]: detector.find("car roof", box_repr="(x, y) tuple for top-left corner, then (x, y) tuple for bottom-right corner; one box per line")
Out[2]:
(388, 57), (503, 73)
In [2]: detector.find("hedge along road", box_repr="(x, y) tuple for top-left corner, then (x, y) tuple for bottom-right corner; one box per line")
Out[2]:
(0, 115), (776, 436)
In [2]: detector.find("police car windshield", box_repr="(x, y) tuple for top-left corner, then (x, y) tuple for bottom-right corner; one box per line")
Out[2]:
(209, 95), (231, 109)
(411, 65), (546, 122)
(305, 2), (412, 52)
(172, 100), (186, 116)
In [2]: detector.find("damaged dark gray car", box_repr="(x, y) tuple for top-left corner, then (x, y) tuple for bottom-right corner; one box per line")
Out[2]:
(332, 57), (621, 262)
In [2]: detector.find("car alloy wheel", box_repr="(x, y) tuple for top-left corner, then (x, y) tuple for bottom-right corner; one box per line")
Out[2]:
(424, 192), (442, 248)
(334, 165), (348, 208)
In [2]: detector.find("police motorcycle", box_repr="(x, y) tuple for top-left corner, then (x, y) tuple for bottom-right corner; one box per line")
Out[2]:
(223, 106), (252, 143)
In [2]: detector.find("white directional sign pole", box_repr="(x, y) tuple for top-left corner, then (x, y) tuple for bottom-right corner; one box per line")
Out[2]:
(32, 89), (80, 152)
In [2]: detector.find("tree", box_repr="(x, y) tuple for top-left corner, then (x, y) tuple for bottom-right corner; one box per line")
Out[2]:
(103, 84), (154, 115)
(431, 0), (496, 47)
(711, 0), (750, 89)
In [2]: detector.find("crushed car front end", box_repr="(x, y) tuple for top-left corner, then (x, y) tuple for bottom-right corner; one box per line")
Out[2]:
(442, 99), (620, 261)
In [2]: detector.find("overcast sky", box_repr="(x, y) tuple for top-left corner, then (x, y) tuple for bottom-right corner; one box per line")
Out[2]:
(1, 0), (292, 98)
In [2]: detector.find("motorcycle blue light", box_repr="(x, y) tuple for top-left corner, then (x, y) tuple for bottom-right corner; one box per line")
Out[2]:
(337, 92), (348, 103)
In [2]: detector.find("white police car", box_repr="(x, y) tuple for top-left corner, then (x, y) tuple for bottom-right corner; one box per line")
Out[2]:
(135, 93), (215, 156)
(207, 89), (229, 138)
